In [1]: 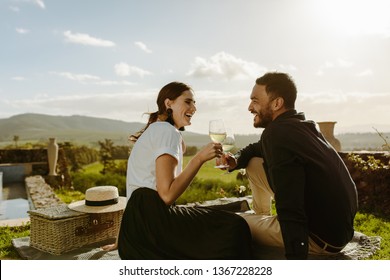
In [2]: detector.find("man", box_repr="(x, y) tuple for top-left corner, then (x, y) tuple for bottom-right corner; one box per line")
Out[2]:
(227, 72), (358, 259)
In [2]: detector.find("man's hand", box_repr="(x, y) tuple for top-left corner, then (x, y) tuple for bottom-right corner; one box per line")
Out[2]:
(216, 153), (237, 171)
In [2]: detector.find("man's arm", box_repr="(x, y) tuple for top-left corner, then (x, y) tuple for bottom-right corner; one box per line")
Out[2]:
(262, 128), (309, 259)
(231, 141), (263, 170)
(270, 158), (309, 259)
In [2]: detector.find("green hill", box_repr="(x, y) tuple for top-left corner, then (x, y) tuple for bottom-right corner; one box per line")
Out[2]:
(0, 113), (145, 146)
(0, 113), (388, 151)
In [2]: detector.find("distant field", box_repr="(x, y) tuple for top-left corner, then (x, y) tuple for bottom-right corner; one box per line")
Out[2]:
(83, 156), (240, 183)
(184, 156), (240, 182)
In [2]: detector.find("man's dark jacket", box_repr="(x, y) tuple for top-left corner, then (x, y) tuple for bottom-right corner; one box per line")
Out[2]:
(235, 110), (358, 259)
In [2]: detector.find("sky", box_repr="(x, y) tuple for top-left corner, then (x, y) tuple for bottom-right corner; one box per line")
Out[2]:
(1, 0), (390, 135)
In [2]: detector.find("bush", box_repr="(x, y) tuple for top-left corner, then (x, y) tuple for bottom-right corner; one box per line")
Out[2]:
(71, 172), (126, 197)
(71, 172), (104, 194)
(345, 153), (390, 216)
(95, 173), (126, 196)
(184, 146), (197, 156)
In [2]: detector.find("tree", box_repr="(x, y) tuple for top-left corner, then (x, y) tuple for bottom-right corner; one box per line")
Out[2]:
(13, 135), (20, 148)
(98, 139), (116, 175)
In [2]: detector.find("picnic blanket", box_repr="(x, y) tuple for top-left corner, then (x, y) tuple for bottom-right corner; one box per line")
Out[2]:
(12, 197), (382, 260)
(12, 231), (381, 260)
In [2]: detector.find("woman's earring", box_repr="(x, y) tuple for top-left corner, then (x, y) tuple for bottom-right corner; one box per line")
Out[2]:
(166, 108), (174, 126)
(167, 108), (172, 117)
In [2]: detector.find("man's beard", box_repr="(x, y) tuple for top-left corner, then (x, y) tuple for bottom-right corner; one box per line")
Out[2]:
(253, 107), (273, 128)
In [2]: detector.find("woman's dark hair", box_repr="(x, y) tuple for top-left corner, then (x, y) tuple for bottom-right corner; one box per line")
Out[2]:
(256, 72), (297, 109)
(130, 82), (192, 142)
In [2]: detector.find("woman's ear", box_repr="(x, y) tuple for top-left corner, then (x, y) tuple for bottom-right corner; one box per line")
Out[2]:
(164, 98), (172, 109)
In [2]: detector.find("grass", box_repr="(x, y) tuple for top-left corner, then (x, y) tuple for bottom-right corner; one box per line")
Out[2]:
(0, 224), (30, 260)
(82, 161), (105, 174)
(354, 212), (390, 260)
(1, 156), (389, 259)
(184, 156), (240, 182)
(82, 157), (241, 182)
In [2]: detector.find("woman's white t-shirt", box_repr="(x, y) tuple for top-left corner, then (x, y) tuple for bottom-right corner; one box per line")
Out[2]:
(126, 121), (183, 200)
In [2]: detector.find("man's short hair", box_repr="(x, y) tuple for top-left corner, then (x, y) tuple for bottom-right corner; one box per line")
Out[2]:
(256, 72), (297, 109)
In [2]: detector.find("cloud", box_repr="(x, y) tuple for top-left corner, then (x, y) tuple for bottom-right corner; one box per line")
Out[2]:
(114, 62), (152, 78)
(12, 76), (26, 81)
(95, 80), (134, 86)
(55, 72), (100, 82)
(2, 89), (389, 135)
(9, 6), (20, 12)
(357, 69), (374, 77)
(278, 64), (298, 71)
(52, 71), (134, 86)
(134, 41), (152, 53)
(187, 52), (267, 80)
(1, 91), (156, 124)
(317, 58), (354, 76)
(63, 30), (116, 47)
(16, 28), (30, 34)
(10, 0), (44, 10)
(298, 91), (390, 132)
(33, 0), (45, 9)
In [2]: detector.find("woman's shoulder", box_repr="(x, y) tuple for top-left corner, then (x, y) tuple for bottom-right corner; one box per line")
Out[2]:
(146, 122), (180, 137)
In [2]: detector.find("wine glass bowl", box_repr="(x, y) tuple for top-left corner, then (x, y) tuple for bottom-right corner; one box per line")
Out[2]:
(222, 128), (235, 153)
(209, 119), (227, 144)
(209, 120), (232, 169)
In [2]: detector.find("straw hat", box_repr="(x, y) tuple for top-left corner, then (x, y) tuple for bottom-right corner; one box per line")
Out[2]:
(68, 186), (126, 213)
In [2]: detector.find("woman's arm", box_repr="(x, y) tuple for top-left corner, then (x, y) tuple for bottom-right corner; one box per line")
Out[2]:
(156, 142), (221, 205)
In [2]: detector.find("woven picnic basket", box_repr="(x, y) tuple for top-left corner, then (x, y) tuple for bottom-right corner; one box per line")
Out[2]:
(28, 204), (123, 255)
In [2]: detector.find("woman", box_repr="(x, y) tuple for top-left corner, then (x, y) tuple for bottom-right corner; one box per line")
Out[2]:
(117, 82), (253, 259)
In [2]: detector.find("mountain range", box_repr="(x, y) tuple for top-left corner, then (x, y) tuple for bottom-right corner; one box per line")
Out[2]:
(0, 113), (389, 151)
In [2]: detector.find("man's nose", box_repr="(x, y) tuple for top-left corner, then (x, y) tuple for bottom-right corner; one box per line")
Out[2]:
(248, 102), (253, 112)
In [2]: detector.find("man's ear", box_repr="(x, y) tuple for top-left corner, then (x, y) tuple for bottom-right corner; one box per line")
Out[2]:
(272, 97), (284, 111)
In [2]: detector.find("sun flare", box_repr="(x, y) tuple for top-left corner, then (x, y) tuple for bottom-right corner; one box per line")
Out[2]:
(313, 0), (390, 37)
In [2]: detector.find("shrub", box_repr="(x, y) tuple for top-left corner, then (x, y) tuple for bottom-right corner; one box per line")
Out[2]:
(346, 153), (390, 216)
(71, 172), (104, 194)
(71, 172), (126, 197)
(95, 173), (126, 197)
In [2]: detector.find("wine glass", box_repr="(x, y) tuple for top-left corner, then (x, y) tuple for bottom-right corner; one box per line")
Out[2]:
(220, 128), (235, 171)
(222, 128), (235, 154)
(209, 119), (227, 168)
(209, 119), (227, 144)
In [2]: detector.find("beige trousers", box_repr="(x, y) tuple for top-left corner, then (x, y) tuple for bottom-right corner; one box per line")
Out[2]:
(240, 157), (331, 255)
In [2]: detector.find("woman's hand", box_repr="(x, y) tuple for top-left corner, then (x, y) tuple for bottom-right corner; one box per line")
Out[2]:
(101, 243), (117, 251)
(195, 142), (223, 163)
(156, 142), (223, 205)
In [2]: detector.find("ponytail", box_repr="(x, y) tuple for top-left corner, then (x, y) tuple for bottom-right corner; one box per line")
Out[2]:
(129, 111), (159, 143)
(130, 81), (190, 143)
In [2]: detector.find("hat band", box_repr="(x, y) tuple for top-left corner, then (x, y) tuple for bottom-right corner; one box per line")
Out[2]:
(85, 197), (118, 206)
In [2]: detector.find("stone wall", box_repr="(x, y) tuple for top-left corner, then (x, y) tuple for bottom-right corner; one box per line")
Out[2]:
(25, 176), (64, 210)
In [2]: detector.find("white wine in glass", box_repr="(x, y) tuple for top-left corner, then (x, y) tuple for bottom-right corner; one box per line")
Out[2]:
(209, 119), (226, 143)
(209, 119), (227, 168)
(210, 133), (227, 143)
(222, 128), (235, 153)
(219, 128), (235, 170)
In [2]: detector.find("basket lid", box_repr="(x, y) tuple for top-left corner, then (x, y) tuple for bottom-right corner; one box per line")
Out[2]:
(28, 204), (88, 220)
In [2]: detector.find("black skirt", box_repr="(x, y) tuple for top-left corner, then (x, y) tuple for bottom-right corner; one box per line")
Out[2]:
(118, 187), (253, 259)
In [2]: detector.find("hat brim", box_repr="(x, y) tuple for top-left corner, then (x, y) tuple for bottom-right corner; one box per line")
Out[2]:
(68, 196), (127, 213)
